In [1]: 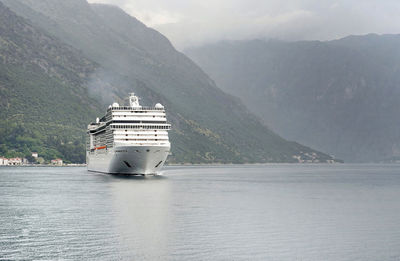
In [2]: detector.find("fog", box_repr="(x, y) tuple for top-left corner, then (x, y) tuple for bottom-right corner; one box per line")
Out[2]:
(88, 0), (400, 49)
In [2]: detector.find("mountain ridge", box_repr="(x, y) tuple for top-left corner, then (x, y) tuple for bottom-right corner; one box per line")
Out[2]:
(186, 34), (400, 162)
(0, 0), (338, 163)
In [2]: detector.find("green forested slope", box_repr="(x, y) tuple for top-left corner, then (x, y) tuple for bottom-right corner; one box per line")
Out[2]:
(0, 2), (103, 162)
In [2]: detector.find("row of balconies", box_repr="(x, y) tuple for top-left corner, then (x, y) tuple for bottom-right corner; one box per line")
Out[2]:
(110, 124), (171, 130)
(113, 132), (168, 136)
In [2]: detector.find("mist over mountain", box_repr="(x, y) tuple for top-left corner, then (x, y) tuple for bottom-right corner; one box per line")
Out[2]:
(0, 0), (337, 163)
(186, 35), (400, 162)
(88, 0), (400, 50)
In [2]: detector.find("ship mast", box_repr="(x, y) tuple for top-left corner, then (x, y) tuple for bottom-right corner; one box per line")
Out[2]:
(129, 93), (141, 108)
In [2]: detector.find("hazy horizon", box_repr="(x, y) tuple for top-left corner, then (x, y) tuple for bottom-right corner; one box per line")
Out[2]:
(88, 0), (400, 49)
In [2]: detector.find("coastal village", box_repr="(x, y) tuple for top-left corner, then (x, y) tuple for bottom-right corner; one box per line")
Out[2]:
(0, 152), (63, 166)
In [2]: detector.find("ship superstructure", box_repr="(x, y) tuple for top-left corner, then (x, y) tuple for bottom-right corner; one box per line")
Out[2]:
(86, 93), (171, 175)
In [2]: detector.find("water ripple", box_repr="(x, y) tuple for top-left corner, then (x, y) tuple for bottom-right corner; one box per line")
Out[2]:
(1, 165), (400, 260)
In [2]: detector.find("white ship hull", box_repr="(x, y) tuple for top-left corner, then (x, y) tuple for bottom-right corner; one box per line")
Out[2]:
(87, 145), (169, 175)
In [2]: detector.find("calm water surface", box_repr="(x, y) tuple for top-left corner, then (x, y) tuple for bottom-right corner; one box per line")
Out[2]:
(1, 164), (400, 260)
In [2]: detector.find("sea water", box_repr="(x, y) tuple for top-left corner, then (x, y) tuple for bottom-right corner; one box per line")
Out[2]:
(1, 164), (400, 260)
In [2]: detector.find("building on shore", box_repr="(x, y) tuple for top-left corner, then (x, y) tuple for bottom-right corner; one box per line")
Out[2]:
(51, 159), (63, 166)
(32, 152), (38, 158)
(0, 157), (7, 166)
(0, 157), (30, 166)
(8, 158), (22, 165)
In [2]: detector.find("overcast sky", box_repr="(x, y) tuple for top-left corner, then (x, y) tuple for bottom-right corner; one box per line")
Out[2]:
(88, 0), (400, 50)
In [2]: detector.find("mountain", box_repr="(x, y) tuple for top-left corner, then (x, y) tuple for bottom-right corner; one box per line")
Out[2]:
(0, 1), (105, 162)
(0, 0), (337, 163)
(185, 35), (400, 162)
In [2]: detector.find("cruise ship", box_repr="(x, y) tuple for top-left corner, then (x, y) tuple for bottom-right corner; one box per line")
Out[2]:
(86, 93), (171, 175)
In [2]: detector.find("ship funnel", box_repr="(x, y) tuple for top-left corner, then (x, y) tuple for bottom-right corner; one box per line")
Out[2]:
(129, 93), (141, 107)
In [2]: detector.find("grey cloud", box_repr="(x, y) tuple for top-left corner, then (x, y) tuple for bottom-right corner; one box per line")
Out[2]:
(88, 0), (400, 49)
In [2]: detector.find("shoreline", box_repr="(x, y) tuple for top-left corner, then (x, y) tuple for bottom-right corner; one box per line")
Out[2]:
(2, 162), (400, 168)
(0, 164), (87, 167)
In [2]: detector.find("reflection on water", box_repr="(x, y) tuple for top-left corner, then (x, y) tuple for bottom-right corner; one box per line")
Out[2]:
(1, 164), (400, 260)
(107, 174), (171, 260)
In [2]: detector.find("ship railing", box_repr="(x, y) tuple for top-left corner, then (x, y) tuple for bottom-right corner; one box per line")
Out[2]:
(108, 106), (165, 111)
